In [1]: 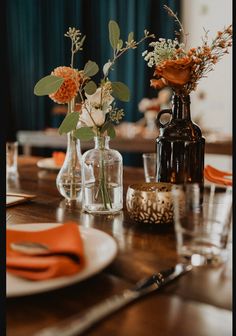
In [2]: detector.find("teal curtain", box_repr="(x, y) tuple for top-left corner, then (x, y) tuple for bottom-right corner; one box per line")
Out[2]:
(6, 0), (180, 139)
(6, 0), (179, 131)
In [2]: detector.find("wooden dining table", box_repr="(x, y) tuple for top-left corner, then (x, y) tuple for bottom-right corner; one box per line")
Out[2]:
(7, 156), (232, 336)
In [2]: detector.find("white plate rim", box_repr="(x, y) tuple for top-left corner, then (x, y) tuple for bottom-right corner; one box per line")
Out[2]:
(37, 158), (62, 170)
(204, 179), (232, 189)
(7, 223), (117, 297)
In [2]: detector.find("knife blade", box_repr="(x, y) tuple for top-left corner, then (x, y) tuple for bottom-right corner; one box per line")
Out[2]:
(33, 263), (192, 336)
(7, 192), (36, 198)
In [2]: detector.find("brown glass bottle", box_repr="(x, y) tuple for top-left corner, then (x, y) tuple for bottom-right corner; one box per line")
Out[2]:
(156, 94), (205, 184)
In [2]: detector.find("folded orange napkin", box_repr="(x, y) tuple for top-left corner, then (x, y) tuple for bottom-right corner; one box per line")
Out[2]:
(7, 222), (85, 281)
(204, 165), (232, 186)
(52, 151), (65, 166)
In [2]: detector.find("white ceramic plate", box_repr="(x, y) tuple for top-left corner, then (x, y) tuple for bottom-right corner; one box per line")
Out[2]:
(204, 177), (232, 189)
(7, 223), (117, 297)
(37, 158), (62, 171)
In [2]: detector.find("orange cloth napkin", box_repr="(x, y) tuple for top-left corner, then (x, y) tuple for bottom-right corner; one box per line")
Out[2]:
(204, 165), (232, 186)
(7, 222), (85, 281)
(52, 151), (65, 166)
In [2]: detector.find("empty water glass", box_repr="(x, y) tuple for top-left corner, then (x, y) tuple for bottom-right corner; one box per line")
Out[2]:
(172, 183), (232, 266)
(6, 142), (18, 178)
(142, 153), (157, 182)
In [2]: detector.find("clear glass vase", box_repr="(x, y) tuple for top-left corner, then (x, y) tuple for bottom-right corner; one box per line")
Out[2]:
(56, 132), (82, 207)
(82, 136), (123, 214)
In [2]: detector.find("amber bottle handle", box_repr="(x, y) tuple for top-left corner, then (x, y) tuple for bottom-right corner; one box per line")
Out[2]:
(156, 109), (172, 129)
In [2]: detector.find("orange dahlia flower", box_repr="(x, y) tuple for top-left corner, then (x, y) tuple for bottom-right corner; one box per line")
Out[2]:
(49, 66), (82, 104)
(151, 57), (193, 89)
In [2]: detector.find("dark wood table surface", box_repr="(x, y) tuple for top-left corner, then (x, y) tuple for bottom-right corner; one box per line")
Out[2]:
(7, 156), (232, 336)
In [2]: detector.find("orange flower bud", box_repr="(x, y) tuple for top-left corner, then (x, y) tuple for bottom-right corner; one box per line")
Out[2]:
(194, 58), (201, 64)
(226, 26), (232, 34)
(212, 56), (218, 64)
(219, 41), (226, 48)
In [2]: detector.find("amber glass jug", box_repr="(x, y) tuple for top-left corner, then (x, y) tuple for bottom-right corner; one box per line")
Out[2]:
(156, 94), (205, 184)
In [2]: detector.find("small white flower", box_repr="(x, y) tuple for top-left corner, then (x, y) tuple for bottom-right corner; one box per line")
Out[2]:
(85, 87), (114, 108)
(102, 102), (113, 114)
(80, 102), (105, 127)
(85, 88), (102, 106)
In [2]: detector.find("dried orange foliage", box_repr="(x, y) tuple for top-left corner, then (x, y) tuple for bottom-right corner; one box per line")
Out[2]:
(143, 5), (232, 95)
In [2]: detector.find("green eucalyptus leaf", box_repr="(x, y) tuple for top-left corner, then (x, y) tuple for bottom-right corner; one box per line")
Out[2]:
(108, 20), (120, 50)
(58, 112), (80, 135)
(84, 81), (97, 95)
(128, 32), (134, 43)
(34, 75), (64, 96)
(107, 124), (116, 139)
(111, 81), (130, 102)
(117, 39), (123, 50)
(83, 61), (99, 77)
(74, 127), (95, 141)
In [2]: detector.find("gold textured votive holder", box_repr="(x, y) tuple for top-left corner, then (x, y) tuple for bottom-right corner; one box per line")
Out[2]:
(126, 182), (173, 225)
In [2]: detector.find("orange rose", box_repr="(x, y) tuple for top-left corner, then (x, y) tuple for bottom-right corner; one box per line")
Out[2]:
(150, 57), (193, 89)
(49, 66), (83, 104)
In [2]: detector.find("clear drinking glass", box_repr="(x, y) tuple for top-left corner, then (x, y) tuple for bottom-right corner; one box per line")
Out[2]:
(6, 142), (18, 177)
(142, 153), (157, 182)
(82, 136), (123, 214)
(172, 184), (232, 266)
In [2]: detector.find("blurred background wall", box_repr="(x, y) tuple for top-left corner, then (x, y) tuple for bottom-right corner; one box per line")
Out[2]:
(182, 0), (232, 135)
(182, 0), (232, 171)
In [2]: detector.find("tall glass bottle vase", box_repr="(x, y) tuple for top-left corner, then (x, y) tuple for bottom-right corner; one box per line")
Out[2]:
(56, 100), (82, 207)
(82, 136), (123, 214)
(156, 94), (205, 185)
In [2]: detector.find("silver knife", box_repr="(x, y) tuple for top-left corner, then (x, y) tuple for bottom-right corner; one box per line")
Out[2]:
(33, 263), (192, 336)
(7, 192), (36, 199)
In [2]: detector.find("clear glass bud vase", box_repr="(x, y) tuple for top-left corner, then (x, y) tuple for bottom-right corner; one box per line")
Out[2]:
(82, 136), (123, 214)
(56, 99), (82, 207)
